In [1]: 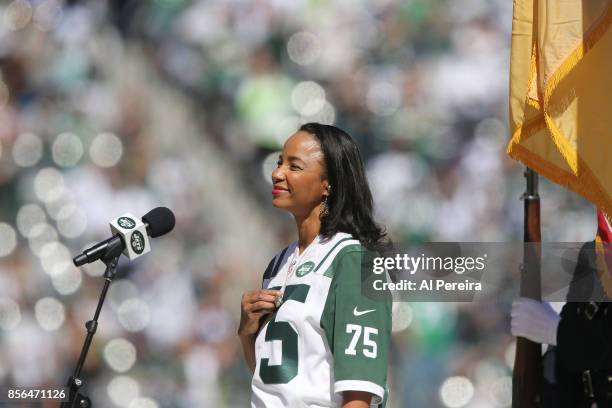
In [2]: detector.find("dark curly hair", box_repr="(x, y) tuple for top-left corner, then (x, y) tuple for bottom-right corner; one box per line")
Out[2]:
(299, 123), (390, 252)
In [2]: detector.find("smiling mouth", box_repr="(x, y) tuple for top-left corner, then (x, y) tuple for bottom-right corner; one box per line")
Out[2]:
(272, 187), (289, 196)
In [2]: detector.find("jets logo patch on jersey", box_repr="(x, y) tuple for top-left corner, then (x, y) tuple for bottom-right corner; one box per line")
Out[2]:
(295, 261), (315, 277)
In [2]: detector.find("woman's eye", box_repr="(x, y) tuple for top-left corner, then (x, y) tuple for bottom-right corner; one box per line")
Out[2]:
(276, 160), (282, 166)
(290, 163), (301, 170)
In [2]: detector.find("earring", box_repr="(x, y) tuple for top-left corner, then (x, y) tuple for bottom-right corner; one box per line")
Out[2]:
(320, 185), (331, 219)
(320, 196), (329, 219)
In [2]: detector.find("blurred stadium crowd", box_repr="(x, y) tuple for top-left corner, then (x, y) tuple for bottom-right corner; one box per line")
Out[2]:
(0, 0), (597, 407)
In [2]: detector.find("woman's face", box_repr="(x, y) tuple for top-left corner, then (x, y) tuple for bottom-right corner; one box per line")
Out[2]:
(271, 131), (328, 218)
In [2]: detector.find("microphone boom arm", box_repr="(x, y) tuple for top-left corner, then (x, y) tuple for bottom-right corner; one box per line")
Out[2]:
(61, 241), (123, 407)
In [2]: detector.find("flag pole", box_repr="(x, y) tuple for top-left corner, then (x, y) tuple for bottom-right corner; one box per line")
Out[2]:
(512, 167), (543, 407)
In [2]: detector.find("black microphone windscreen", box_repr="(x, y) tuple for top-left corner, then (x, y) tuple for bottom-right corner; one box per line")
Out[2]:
(142, 207), (175, 237)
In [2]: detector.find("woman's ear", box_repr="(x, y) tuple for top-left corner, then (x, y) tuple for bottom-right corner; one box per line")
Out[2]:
(323, 183), (331, 198)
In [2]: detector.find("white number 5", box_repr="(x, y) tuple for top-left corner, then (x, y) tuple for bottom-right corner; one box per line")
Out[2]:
(345, 324), (378, 358)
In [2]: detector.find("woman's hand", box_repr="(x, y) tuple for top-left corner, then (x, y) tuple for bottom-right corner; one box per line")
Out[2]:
(238, 289), (282, 337)
(238, 289), (281, 372)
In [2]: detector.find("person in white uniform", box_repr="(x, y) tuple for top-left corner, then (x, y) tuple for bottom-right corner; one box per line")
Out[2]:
(239, 123), (392, 408)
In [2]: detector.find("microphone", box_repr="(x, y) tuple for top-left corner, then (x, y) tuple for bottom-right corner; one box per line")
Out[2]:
(73, 207), (175, 266)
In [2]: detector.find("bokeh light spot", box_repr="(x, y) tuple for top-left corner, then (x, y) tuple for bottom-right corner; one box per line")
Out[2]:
(287, 31), (321, 66)
(291, 81), (326, 116)
(35, 297), (65, 331)
(56, 205), (88, 238)
(104, 338), (137, 373)
(366, 81), (401, 116)
(39, 241), (71, 275)
(16, 204), (47, 238)
(51, 261), (82, 295)
(12, 132), (43, 167)
(90, 132), (123, 168)
(301, 101), (335, 125)
(107, 376), (140, 408)
(4, 0), (33, 31)
(33, 0), (62, 32)
(0, 223), (17, 258)
(439, 376), (474, 408)
(52, 132), (83, 167)
(34, 167), (65, 203)
(109, 280), (139, 310)
(118, 299), (150, 332)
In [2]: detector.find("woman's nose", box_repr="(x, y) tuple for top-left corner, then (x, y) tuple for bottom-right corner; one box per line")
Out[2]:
(272, 166), (284, 183)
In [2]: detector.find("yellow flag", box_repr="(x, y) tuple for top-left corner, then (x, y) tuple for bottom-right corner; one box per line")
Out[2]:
(507, 0), (612, 214)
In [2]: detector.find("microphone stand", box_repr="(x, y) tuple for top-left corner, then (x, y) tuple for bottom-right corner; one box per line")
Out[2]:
(61, 239), (123, 408)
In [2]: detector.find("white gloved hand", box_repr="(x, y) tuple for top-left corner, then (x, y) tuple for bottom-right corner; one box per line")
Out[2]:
(511, 297), (560, 345)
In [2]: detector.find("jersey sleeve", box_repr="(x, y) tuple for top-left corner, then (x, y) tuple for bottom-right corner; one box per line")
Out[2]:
(320, 247), (391, 405)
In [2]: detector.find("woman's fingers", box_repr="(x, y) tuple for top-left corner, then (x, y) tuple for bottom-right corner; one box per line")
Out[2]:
(250, 300), (278, 312)
(242, 290), (282, 305)
(244, 299), (277, 313)
(260, 289), (282, 296)
(248, 310), (272, 320)
(254, 294), (279, 303)
(239, 289), (282, 336)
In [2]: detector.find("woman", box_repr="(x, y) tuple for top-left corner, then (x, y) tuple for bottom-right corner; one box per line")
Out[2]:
(239, 123), (391, 408)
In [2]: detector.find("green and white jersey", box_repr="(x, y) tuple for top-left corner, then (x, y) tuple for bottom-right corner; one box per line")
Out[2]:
(252, 232), (391, 408)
